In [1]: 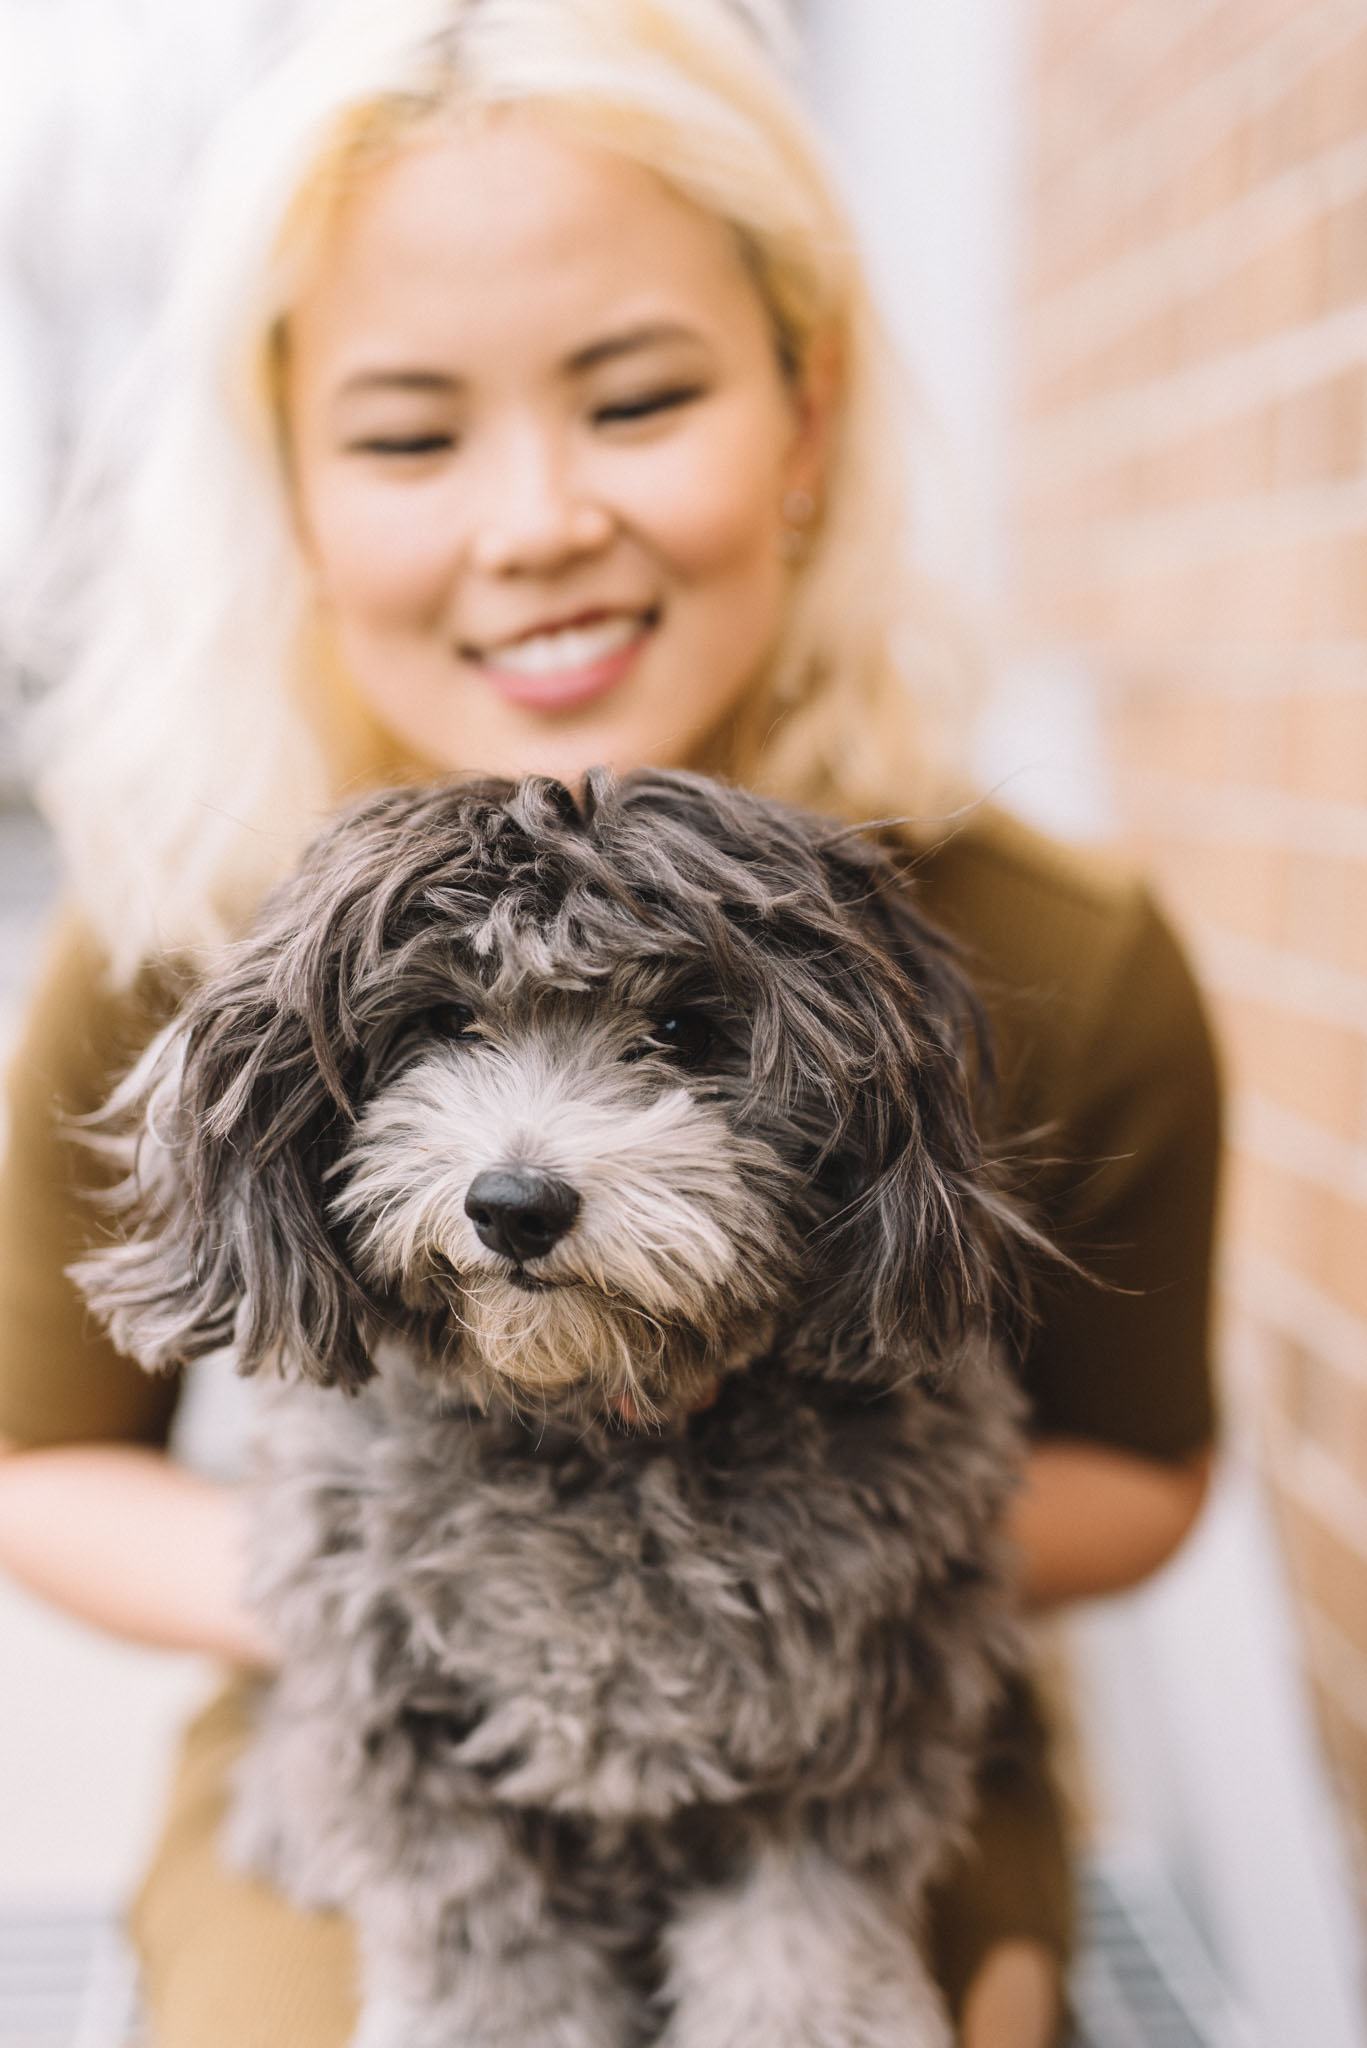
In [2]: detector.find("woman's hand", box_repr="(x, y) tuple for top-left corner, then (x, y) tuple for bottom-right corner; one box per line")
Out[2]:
(0, 1432), (275, 1669)
(1008, 1436), (1213, 1609)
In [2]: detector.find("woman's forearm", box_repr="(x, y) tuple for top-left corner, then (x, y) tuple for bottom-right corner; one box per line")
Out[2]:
(0, 1434), (274, 1668)
(0, 1430), (1209, 1664)
(1009, 1437), (1213, 1608)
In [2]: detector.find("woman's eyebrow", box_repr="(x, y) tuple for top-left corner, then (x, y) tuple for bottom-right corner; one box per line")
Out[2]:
(333, 326), (707, 402)
(337, 368), (462, 399)
(564, 323), (707, 375)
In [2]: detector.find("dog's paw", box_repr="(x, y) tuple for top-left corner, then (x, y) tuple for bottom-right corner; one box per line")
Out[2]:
(656, 1849), (951, 2048)
(351, 1924), (648, 2048)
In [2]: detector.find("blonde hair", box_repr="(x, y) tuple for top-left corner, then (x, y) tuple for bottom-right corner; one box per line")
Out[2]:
(35, 0), (974, 983)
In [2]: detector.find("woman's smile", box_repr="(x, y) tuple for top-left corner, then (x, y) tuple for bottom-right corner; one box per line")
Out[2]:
(459, 606), (660, 714)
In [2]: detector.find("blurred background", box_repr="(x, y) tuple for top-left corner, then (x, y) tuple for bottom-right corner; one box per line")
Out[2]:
(1, 2), (1366, 2043)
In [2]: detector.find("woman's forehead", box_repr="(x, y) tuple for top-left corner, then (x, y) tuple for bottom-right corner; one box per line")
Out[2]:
(285, 112), (773, 394)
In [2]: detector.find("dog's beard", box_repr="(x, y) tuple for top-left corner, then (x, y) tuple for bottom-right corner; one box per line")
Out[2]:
(332, 1029), (798, 1419)
(449, 1270), (740, 1422)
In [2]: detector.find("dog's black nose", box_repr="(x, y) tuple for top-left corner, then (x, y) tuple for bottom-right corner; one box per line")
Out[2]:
(464, 1169), (581, 1263)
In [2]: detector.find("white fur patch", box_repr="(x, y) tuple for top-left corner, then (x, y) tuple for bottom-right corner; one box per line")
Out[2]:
(332, 1023), (781, 1401)
(657, 1847), (951, 2048)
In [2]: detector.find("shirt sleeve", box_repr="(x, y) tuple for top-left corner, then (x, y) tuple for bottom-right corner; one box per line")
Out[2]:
(0, 910), (180, 1448)
(1018, 889), (1222, 1461)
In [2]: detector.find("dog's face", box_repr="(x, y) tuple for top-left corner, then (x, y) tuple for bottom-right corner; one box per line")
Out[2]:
(79, 771), (1019, 1417)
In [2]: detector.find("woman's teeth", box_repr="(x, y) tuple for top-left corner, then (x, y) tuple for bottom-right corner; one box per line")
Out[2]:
(483, 615), (643, 676)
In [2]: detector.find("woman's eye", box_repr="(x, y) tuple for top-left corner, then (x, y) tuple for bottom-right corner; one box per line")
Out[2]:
(592, 385), (704, 427)
(347, 434), (457, 458)
(634, 1008), (715, 1068)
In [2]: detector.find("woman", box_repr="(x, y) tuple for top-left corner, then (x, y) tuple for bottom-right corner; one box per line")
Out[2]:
(0, 3), (1219, 2043)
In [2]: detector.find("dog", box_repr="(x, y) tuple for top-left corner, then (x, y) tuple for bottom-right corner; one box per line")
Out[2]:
(78, 768), (1031, 2048)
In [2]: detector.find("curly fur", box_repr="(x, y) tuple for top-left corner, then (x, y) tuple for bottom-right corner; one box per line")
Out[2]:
(76, 768), (1033, 2048)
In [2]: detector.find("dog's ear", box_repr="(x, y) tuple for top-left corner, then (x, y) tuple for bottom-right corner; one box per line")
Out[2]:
(606, 772), (1031, 1370)
(762, 825), (1030, 1373)
(72, 932), (376, 1390)
(72, 783), (505, 1389)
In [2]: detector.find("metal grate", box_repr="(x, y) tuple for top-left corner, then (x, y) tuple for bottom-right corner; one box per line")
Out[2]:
(1069, 1851), (1256, 2048)
(0, 1907), (144, 2048)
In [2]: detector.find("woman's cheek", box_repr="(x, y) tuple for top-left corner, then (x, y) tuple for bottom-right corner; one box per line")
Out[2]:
(622, 403), (788, 579)
(306, 469), (458, 626)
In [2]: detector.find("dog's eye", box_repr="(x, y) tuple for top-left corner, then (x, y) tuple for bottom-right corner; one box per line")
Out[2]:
(427, 1002), (478, 1040)
(638, 1008), (715, 1069)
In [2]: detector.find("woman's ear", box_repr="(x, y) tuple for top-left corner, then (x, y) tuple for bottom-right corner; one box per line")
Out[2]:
(782, 323), (843, 517)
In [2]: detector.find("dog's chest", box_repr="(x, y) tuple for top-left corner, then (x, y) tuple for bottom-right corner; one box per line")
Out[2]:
(247, 1362), (949, 1697)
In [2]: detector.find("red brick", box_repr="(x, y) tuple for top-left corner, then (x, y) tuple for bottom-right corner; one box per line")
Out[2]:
(1325, 191), (1367, 313)
(1143, 836), (1293, 947)
(1035, 531), (1367, 646)
(1105, 685), (1295, 797)
(1204, 217), (1330, 360)
(1224, 692), (1296, 788)
(1021, 0), (1367, 1853)
(1271, 369), (1367, 488)
(1219, 992), (1366, 1131)
(1174, 126), (1248, 234)
(1276, 1482), (1367, 1667)
(1311, 1187), (1367, 1327)
(1295, 533), (1367, 639)
(1306, 24), (1367, 158)
(1308, 1691), (1367, 1905)
(1261, 1327), (1316, 1441)
(1114, 689), (1235, 781)
(1240, 25), (1367, 184)
(1223, 1150), (1306, 1275)
(1288, 691), (1367, 805)
(1248, 1172), (1367, 1331)
(1310, 1362), (1367, 1495)
(1030, 305), (1185, 414)
(1108, 0), (1327, 152)
(1285, 849), (1367, 979)
(1243, 68), (1317, 187)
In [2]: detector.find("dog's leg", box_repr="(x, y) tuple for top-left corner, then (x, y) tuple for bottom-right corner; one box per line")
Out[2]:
(655, 1845), (951, 2048)
(346, 1811), (647, 2048)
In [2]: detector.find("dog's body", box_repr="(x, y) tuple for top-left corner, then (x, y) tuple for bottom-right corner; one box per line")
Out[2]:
(78, 770), (1030, 2048)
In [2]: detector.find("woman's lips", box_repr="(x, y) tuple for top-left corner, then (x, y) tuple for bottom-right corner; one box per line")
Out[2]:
(466, 611), (655, 713)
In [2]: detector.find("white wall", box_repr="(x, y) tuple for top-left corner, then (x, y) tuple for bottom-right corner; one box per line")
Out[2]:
(800, 0), (1117, 838)
(802, 0), (1027, 608)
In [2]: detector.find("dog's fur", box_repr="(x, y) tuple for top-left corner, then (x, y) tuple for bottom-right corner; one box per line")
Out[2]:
(77, 769), (1031, 2048)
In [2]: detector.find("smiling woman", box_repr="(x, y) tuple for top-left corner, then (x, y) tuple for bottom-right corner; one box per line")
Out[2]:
(283, 115), (825, 784)
(32, 0), (922, 987)
(0, 5), (1222, 2048)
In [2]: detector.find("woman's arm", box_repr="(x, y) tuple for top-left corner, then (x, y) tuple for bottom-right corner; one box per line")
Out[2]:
(0, 1424), (1208, 1671)
(1008, 1435), (1213, 1609)
(0, 1431), (274, 1668)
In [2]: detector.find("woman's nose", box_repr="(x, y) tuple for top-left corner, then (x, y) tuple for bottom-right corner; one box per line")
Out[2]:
(465, 421), (612, 575)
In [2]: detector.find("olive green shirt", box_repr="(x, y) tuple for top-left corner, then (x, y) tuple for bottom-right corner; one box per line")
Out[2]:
(0, 801), (1221, 1461)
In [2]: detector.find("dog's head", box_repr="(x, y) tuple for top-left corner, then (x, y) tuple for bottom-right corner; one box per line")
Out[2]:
(77, 770), (1027, 1418)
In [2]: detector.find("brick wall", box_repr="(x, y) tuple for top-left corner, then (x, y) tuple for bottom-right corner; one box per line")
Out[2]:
(1014, 0), (1367, 1865)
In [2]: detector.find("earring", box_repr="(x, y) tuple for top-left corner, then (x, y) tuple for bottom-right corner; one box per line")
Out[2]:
(780, 488), (815, 562)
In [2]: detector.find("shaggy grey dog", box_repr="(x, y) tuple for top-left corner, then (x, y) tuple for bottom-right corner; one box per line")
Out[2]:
(78, 768), (1031, 2048)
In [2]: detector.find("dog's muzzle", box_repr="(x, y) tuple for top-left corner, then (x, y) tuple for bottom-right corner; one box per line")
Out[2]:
(464, 1168), (582, 1264)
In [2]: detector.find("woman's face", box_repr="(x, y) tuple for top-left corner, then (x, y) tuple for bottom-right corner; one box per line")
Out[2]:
(284, 113), (830, 784)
